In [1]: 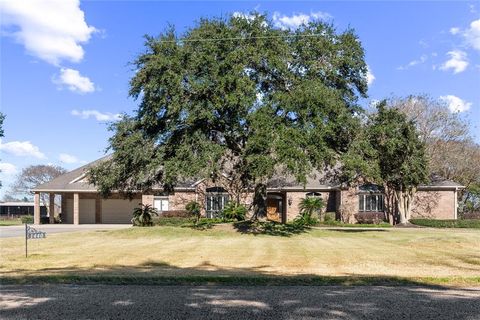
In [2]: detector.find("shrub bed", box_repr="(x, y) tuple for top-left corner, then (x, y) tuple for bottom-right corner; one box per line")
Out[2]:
(410, 219), (480, 228)
(462, 212), (480, 220)
(317, 220), (392, 228)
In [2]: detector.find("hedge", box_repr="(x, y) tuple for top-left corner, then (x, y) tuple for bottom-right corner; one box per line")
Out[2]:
(410, 219), (480, 228)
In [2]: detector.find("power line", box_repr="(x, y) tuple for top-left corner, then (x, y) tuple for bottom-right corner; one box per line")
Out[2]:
(159, 33), (324, 43)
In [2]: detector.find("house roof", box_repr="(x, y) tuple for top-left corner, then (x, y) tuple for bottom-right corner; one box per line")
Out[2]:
(0, 202), (36, 207)
(32, 157), (463, 193)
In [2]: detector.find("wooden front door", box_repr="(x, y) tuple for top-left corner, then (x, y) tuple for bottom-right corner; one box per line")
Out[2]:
(266, 198), (282, 222)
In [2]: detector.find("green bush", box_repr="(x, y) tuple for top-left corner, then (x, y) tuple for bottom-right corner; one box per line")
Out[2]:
(132, 204), (158, 226)
(299, 197), (324, 222)
(153, 216), (192, 226)
(186, 201), (201, 224)
(410, 219), (480, 228)
(324, 212), (336, 222)
(293, 215), (318, 227)
(20, 216), (33, 224)
(221, 202), (247, 221)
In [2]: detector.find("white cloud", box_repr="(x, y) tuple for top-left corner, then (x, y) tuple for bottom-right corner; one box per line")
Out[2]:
(449, 27), (460, 35)
(0, 0), (96, 65)
(272, 11), (332, 30)
(439, 50), (468, 74)
(71, 109), (121, 122)
(233, 12), (256, 21)
(0, 163), (18, 176)
(54, 68), (95, 93)
(0, 139), (46, 159)
(439, 95), (472, 113)
(59, 153), (79, 164)
(397, 54), (428, 70)
(366, 66), (375, 86)
(464, 19), (480, 52)
(232, 12), (267, 27)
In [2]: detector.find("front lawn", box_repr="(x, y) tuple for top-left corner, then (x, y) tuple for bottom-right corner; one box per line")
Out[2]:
(1, 225), (479, 285)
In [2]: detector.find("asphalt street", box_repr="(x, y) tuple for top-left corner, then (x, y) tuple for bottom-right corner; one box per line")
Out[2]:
(1, 284), (479, 319)
(0, 224), (131, 238)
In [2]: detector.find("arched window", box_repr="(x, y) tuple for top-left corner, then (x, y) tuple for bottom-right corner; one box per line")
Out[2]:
(205, 187), (229, 218)
(306, 192), (322, 198)
(358, 184), (384, 212)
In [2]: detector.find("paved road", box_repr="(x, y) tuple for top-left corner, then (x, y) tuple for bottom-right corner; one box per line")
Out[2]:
(0, 224), (131, 238)
(1, 284), (479, 319)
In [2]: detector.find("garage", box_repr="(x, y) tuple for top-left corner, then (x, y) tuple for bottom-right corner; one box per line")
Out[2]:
(102, 199), (140, 224)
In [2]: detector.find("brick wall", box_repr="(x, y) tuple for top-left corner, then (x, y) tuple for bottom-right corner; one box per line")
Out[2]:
(412, 189), (456, 219)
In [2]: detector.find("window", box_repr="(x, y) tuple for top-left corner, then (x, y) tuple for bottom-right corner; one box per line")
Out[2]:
(358, 184), (384, 212)
(205, 187), (229, 218)
(306, 192), (322, 198)
(154, 197), (169, 213)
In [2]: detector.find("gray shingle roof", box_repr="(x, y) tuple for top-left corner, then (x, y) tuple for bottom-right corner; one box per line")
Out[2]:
(33, 157), (464, 192)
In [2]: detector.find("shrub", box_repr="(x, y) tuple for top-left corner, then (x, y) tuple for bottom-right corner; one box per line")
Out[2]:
(324, 212), (336, 222)
(462, 212), (480, 220)
(354, 212), (385, 224)
(159, 210), (190, 218)
(186, 201), (201, 224)
(20, 215), (33, 224)
(299, 197), (324, 222)
(132, 204), (158, 226)
(153, 216), (191, 226)
(293, 215), (318, 226)
(221, 202), (247, 221)
(410, 219), (480, 228)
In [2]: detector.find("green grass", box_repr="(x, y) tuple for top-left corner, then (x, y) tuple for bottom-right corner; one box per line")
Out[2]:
(0, 218), (23, 226)
(1, 226), (479, 286)
(410, 219), (480, 228)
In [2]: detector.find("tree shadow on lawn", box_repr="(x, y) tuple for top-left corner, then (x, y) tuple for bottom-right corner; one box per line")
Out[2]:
(232, 220), (309, 237)
(2, 261), (480, 320)
(325, 228), (389, 233)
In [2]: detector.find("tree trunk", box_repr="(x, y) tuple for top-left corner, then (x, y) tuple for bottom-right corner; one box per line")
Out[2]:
(394, 188), (416, 224)
(252, 183), (267, 221)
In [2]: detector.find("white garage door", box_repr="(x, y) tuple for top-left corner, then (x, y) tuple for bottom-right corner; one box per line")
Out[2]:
(102, 199), (140, 224)
(64, 199), (73, 224)
(63, 199), (95, 224)
(80, 199), (96, 224)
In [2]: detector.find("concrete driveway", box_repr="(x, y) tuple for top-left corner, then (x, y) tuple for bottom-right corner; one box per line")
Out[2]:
(1, 284), (479, 319)
(0, 224), (131, 238)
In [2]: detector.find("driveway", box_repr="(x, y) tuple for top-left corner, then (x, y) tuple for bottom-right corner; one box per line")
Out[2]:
(1, 284), (479, 319)
(0, 224), (131, 238)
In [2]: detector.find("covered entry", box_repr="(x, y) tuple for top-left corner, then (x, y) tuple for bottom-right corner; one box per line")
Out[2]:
(266, 193), (286, 223)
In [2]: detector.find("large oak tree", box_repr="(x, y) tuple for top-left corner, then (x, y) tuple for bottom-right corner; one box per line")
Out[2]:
(89, 13), (369, 217)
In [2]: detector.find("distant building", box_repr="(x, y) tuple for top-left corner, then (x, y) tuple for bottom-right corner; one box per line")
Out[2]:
(0, 202), (47, 217)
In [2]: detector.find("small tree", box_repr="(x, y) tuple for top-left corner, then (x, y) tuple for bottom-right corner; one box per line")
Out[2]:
(10, 165), (67, 218)
(186, 201), (201, 224)
(132, 204), (158, 226)
(368, 102), (429, 224)
(298, 196), (324, 224)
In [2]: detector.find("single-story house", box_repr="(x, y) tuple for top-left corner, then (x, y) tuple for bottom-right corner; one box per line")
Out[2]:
(32, 158), (464, 224)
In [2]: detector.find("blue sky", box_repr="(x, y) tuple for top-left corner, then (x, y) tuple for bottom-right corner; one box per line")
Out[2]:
(0, 1), (479, 197)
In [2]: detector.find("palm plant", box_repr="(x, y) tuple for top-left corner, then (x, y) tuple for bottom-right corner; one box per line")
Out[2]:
(132, 204), (158, 226)
(298, 197), (325, 225)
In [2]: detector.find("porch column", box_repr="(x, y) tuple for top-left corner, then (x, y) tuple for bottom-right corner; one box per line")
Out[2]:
(34, 192), (40, 225)
(73, 193), (80, 225)
(49, 193), (55, 224)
